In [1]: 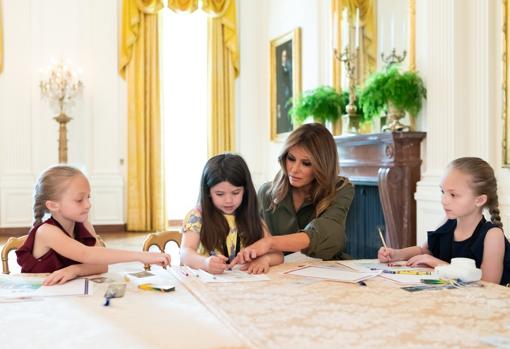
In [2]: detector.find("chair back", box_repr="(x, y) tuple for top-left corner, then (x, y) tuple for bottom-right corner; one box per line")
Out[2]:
(96, 234), (106, 247)
(1, 235), (28, 274)
(142, 231), (182, 270)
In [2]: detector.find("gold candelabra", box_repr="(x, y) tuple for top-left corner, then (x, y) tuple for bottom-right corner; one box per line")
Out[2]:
(381, 49), (407, 67)
(40, 60), (83, 163)
(335, 46), (360, 135)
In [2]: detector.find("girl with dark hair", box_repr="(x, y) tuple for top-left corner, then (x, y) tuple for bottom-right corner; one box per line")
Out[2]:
(234, 123), (354, 263)
(180, 153), (283, 274)
(379, 157), (510, 285)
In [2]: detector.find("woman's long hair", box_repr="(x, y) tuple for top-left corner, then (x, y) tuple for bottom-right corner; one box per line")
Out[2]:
(199, 153), (263, 252)
(268, 123), (348, 217)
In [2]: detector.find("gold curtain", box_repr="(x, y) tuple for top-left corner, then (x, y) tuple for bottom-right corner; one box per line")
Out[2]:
(0, 0), (4, 74)
(204, 0), (239, 156)
(168, 0), (198, 12)
(119, 0), (166, 231)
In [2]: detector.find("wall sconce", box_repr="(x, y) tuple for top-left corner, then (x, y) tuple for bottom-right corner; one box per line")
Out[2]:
(40, 60), (83, 163)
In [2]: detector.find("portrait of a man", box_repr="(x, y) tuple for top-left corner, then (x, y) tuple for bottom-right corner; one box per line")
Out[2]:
(276, 44), (293, 134)
(270, 28), (301, 140)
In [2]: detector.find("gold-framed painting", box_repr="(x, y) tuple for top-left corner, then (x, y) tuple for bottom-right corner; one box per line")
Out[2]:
(270, 27), (302, 141)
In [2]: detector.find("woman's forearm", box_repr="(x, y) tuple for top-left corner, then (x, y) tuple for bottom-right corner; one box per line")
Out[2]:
(269, 232), (310, 253)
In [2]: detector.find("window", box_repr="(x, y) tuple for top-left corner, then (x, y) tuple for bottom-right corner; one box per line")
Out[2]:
(160, 9), (208, 222)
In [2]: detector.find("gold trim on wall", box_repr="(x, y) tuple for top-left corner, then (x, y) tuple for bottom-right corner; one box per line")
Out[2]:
(503, 0), (510, 166)
(270, 27), (302, 141)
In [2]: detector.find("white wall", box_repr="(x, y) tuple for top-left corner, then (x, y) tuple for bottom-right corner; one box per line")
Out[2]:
(414, 0), (509, 243)
(0, 0), (126, 227)
(238, 0), (510, 243)
(237, 0), (331, 188)
(2, 0), (509, 240)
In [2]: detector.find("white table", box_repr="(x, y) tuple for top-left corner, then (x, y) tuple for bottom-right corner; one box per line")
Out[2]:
(0, 266), (246, 349)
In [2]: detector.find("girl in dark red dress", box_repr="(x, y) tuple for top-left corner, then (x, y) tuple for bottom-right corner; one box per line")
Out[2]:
(16, 165), (170, 285)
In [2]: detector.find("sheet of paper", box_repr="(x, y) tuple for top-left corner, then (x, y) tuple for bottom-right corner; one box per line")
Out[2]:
(284, 265), (381, 283)
(33, 278), (93, 296)
(0, 275), (92, 297)
(190, 268), (271, 283)
(283, 252), (322, 264)
(337, 260), (430, 273)
(0, 275), (43, 297)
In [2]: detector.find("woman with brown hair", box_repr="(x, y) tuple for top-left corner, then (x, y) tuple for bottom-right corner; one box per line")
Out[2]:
(234, 123), (354, 264)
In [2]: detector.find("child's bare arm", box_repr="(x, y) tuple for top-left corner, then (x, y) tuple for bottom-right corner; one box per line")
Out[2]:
(378, 243), (431, 263)
(37, 225), (170, 266)
(43, 263), (107, 286)
(480, 227), (505, 284)
(180, 231), (228, 274)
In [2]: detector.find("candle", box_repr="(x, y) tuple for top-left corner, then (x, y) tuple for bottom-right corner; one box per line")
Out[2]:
(355, 8), (360, 48)
(342, 9), (348, 48)
(402, 19), (407, 50)
(380, 22), (384, 54)
(390, 15), (395, 49)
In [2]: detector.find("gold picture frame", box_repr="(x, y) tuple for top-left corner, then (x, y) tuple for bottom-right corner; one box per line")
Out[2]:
(503, 0), (510, 166)
(270, 28), (302, 141)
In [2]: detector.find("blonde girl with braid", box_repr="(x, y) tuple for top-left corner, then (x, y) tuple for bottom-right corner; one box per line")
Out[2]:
(16, 165), (170, 285)
(379, 157), (510, 285)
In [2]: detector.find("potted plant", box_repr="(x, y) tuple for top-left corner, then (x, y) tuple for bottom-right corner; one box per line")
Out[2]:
(359, 65), (427, 131)
(289, 86), (345, 125)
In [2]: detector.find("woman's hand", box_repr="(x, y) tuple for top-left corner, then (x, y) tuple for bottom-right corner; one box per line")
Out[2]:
(234, 237), (273, 265)
(43, 265), (79, 286)
(406, 254), (446, 268)
(204, 255), (229, 274)
(240, 255), (271, 274)
(140, 252), (171, 268)
(377, 247), (399, 263)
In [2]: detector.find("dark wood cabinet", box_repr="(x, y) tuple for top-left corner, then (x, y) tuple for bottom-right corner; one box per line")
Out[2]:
(335, 132), (426, 257)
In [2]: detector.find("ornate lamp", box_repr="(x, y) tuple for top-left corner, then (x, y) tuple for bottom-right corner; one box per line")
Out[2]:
(40, 60), (83, 163)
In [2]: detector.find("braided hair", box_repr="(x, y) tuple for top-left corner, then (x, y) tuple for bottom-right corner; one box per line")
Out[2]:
(33, 165), (84, 225)
(448, 157), (502, 228)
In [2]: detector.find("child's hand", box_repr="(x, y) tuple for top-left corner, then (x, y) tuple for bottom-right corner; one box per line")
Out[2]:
(204, 255), (228, 274)
(141, 252), (171, 268)
(240, 255), (270, 274)
(43, 266), (78, 286)
(407, 254), (447, 268)
(378, 247), (398, 262)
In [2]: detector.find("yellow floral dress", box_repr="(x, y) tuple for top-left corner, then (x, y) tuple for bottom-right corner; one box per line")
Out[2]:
(181, 208), (242, 259)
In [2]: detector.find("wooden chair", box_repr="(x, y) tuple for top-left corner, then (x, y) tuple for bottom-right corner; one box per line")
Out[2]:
(1, 235), (28, 274)
(1, 234), (105, 274)
(142, 231), (182, 270)
(96, 234), (106, 247)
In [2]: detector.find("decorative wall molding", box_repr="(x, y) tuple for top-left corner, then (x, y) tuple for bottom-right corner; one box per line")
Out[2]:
(415, 0), (507, 241)
(0, 0), (125, 228)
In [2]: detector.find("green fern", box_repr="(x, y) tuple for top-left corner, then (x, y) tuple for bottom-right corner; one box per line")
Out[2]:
(289, 86), (345, 124)
(359, 65), (427, 120)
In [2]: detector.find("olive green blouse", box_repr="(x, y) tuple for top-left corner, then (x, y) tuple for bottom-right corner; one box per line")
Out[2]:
(258, 178), (354, 260)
